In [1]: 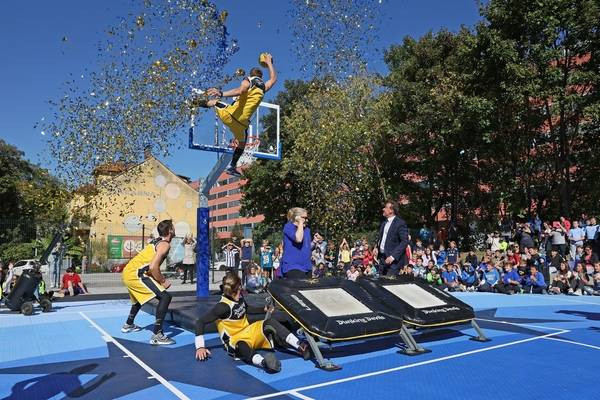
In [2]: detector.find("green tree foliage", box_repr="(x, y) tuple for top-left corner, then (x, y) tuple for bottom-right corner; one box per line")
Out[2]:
(0, 139), (69, 248)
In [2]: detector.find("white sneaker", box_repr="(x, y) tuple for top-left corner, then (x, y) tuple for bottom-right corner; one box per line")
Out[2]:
(150, 332), (176, 346)
(121, 324), (142, 333)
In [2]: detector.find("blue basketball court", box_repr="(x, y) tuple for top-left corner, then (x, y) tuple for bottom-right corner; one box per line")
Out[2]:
(1, 293), (598, 400)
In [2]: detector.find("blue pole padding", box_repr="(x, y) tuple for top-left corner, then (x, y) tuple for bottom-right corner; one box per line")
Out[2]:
(196, 207), (210, 298)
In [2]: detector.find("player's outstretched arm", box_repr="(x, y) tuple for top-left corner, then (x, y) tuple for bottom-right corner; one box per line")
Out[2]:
(264, 54), (277, 92)
(207, 79), (250, 99)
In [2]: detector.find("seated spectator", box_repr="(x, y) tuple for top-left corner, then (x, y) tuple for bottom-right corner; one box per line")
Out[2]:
(523, 265), (547, 294)
(412, 238), (425, 254)
(363, 262), (378, 278)
(442, 264), (463, 292)
(477, 256), (492, 280)
(335, 262), (346, 277)
(478, 263), (500, 293)
(426, 262), (444, 289)
(413, 258), (427, 280)
(516, 258), (529, 279)
(346, 264), (360, 281)
(549, 261), (573, 295)
(260, 269), (271, 289)
(55, 267), (88, 297)
(548, 249), (565, 275)
(491, 250), (505, 266)
(498, 261), (522, 295)
(245, 264), (265, 294)
(313, 262), (326, 279)
(465, 250), (478, 269)
(583, 246), (598, 274)
(399, 264), (415, 280)
(570, 262), (592, 295)
(592, 262), (600, 295)
(459, 262), (478, 291)
(362, 245), (375, 267)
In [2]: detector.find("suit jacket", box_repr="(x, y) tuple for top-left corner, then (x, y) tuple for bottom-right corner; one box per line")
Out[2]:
(377, 216), (410, 266)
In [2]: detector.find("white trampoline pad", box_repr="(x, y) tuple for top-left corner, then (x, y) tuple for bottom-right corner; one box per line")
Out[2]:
(299, 288), (372, 317)
(384, 284), (447, 309)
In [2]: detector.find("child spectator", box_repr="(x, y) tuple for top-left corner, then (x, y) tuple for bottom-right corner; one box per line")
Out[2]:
(260, 241), (274, 279)
(549, 262), (573, 295)
(364, 262), (378, 278)
(324, 242), (337, 269)
(592, 262), (600, 295)
(446, 241), (460, 265)
(435, 245), (447, 267)
(245, 264), (265, 294)
(338, 239), (351, 270)
(346, 264), (360, 281)
(465, 250), (478, 268)
(426, 262), (444, 289)
(55, 267), (88, 297)
(442, 263), (462, 291)
(313, 262), (326, 279)
(478, 263), (500, 293)
(260, 269), (271, 289)
(413, 258), (427, 280)
(571, 262), (592, 295)
(460, 262), (479, 292)
(523, 265), (547, 294)
(362, 245), (375, 267)
(499, 262), (522, 295)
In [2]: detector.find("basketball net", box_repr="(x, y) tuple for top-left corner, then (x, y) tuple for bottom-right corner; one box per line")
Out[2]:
(231, 136), (260, 167)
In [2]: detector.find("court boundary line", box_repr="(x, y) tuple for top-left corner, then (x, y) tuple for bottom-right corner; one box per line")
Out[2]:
(539, 295), (600, 306)
(246, 328), (569, 399)
(248, 328), (570, 400)
(289, 391), (316, 400)
(543, 337), (600, 351)
(79, 312), (191, 400)
(474, 318), (567, 331)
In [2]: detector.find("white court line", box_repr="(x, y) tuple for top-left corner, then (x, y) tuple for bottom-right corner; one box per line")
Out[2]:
(474, 318), (567, 332)
(543, 337), (600, 351)
(246, 329), (569, 400)
(79, 312), (191, 400)
(289, 391), (316, 400)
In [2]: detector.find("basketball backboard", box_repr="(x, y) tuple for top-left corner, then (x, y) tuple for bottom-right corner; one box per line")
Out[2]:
(189, 101), (281, 161)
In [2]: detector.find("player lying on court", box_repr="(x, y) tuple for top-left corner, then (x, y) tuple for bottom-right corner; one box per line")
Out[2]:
(192, 53), (277, 177)
(121, 219), (175, 345)
(194, 272), (311, 373)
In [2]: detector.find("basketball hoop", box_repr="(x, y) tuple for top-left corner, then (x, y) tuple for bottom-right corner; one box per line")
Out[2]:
(229, 135), (261, 166)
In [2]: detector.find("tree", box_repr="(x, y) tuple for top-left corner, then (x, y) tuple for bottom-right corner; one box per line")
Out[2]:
(479, 0), (600, 217)
(242, 77), (384, 240)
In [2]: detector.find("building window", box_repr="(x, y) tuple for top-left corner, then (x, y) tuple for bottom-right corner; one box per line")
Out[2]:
(228, 200), (240, 207)
(217, 191), (227, 198)
(228, 188), (241, 195)
(217, 179), (228, 186)
(208, 194), (216, 200)
(228, 177), (240, 184)
(217, 226), (228, 232)
(228, 212), (239, 219)
(216, 203), (228, 210)
(216, 215), (227, 221)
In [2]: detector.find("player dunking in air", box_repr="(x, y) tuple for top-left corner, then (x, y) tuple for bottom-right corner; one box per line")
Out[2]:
(194, 272), (311, 372)
(121, 219), (176, 345)
(194, 53), (277, 177)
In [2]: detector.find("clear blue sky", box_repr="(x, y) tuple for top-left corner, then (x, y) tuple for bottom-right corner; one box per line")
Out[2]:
(0, 0), (481, 182)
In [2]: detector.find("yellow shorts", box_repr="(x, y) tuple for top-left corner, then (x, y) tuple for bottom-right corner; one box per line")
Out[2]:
(215, 107), (248, 142)
(122, 265), (165, 305)
(228, 320), (273, 351)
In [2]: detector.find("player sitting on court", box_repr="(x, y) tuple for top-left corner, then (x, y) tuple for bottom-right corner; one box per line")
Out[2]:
(194, 272), (310, 373)
(193, 53), (277, 177)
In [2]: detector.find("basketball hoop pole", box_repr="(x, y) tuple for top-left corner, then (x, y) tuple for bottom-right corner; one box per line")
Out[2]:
(195, 178), (210, 298)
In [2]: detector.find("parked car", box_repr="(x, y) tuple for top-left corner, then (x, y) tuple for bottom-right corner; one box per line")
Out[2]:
(12, 259), (49, 275)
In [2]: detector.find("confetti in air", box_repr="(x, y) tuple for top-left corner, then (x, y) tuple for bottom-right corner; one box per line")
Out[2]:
(290, 0), (382, 79)
(39, 0), (239, 188)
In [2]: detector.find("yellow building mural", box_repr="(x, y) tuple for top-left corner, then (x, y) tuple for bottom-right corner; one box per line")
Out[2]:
(71, 155), (199, 267)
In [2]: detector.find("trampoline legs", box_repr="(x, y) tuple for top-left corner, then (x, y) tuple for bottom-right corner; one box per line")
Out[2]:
(470, 320), (491, 342)
(300, 329), (341, 371)
(398, 325), (431, 356)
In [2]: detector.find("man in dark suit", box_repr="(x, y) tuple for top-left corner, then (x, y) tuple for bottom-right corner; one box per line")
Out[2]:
(375, 200), (410, 276)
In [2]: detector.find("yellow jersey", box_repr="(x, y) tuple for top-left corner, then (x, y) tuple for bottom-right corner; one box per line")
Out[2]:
(228, 76), (265, 125)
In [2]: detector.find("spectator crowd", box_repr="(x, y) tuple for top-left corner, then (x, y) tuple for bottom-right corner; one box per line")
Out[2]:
(222, 214), (600, 297)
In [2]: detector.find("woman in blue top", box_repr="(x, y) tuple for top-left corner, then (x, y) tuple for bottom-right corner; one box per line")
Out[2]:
(281, 207), (312, 279)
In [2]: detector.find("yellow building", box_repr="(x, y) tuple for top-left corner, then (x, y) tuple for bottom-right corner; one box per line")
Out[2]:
(72, 153), (199, 266)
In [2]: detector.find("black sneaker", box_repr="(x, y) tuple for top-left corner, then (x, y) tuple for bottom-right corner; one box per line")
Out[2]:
(261, 353), (281, 373)
(298, 341), (312, 360)
(225, 166), (241, 177)
(150, 332), (176, 346)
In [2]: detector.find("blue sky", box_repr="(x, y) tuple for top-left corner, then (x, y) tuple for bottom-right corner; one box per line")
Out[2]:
(0, 0), (481, 182)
